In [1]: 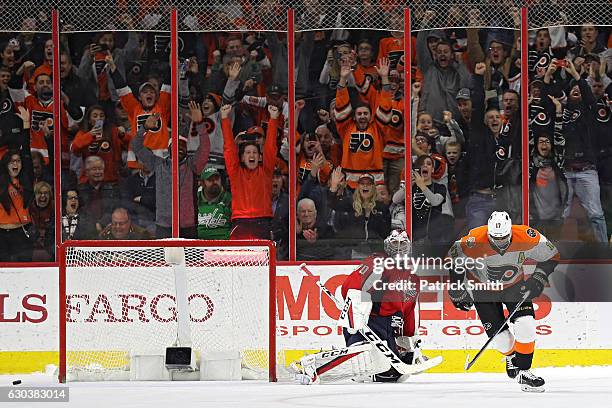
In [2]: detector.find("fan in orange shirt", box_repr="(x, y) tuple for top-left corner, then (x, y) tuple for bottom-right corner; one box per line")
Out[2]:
(220, 103), (280, 240)
(334, 57), (393, 189)
(107, 53), (171, 169)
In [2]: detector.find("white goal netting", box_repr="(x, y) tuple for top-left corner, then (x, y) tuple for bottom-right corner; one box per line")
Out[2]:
(61, 242), (275, 381)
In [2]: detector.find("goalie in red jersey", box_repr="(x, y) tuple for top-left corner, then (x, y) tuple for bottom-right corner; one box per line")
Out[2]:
(295, 230), (442, 384)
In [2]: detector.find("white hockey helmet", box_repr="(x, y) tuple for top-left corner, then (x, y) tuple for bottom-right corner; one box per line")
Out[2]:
(384, 229), (411, 257)
(487, 211), (512, 250)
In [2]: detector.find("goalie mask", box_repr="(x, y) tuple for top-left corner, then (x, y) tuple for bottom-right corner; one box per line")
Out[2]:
(487, 211), (512, 251)
(384, 230), (411, 257)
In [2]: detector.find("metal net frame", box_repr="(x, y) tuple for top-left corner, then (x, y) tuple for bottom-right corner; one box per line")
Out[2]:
(1, 1), (611, 34)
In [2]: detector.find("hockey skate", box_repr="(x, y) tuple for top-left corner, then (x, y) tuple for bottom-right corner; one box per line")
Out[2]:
(504, 354), (520, 379)
(516, 369), (545, 392)
(372, 367), (406, 383)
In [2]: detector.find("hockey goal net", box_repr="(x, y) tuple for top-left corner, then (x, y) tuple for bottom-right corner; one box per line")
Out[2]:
(59, 239), (276, 382)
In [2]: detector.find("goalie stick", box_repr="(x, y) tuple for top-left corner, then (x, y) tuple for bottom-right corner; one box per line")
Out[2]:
(299, 263), (424, 376)
(464, 290), (530, 371)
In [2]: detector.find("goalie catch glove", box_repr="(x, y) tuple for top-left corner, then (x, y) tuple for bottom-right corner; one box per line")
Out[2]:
(338, 289), (372, 334)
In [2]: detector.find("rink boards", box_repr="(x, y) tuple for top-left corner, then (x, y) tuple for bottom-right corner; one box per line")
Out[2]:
(1, 263), (611, 374)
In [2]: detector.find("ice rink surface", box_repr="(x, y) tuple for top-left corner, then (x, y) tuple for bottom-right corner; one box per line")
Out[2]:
(1, 366), (611, 408)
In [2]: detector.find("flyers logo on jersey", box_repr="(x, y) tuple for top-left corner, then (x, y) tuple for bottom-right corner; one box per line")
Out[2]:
(526, 228), (537, 238)
(388, 50), (404, 69)
(349, 132), (374, 153)
(486, 264), (520, 282)
(203, 117), (216, 134)
(137, 114), (162, 132)
(530, 105), (550, 126)
(1, 98), (12, 114)
(390, 109), (403, 129)
(596, 104), (610, 122)
(31, 111), (54, 132)
(89, 140), (112, 154)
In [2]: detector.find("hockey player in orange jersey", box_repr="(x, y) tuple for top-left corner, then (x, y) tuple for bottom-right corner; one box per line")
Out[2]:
(334, 57), (392, 189)
(107, 53), (171, 168)
(447, 211), (560, 392)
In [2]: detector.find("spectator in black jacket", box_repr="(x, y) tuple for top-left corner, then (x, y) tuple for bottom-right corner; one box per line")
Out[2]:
(411, 155), (447, 245)
(28, 181), (54, 261)
(591, 71), (612, 237)
(465, 62), (499, 230)
(495, 88), (523, 224)
(61, 188), (96, 240)
(296, 197), (334, 261)
(60, 49), (96, 112)
(77, 155), (120, 233)
(120, 166), (156, 236)
(445, 141), (469, 219)
(530, 93), (567, 242)
(328, 168), (391, 259)
(544, 58), (608, 242)
(455, 87), (474, 149)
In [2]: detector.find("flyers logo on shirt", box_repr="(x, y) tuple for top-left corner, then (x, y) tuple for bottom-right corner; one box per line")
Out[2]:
(388, 50), (404, 70)
(390, 109), (403, 129)
(349, 132), (374, 153)
(596, 101), (610, 122)
(89, 140), (112, 154)
(203, 117), (216, 134)
(31, 110), (54, 131)
(530, 104), (550, 126)
(137, 114), (162, 132)
(1, 98), (12, 114)
(495, 146), (507, 161)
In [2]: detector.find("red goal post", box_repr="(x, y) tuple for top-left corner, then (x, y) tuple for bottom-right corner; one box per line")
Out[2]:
(58, 239), (277, 382)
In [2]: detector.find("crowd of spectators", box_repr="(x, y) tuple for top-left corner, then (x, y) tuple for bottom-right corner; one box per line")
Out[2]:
(0, 4), (611, 262)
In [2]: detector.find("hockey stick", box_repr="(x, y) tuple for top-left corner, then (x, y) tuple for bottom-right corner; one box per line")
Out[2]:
(464, 290), (531, 371)
(299, 263), (422, 376)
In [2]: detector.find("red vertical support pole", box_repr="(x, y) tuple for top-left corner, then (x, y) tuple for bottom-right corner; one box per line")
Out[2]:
(268, 243), (277, 382)
(53, 10), (64, 381)
(404, 8), (412, 239)
(288, 9), (296, 261)
(58, 244), (66, 383)
(171, 9), (180, 237)
(521, 7), (530, 226)
(52, 10), (62, 256)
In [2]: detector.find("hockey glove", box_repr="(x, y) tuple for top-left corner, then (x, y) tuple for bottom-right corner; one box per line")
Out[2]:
(520, 269), (548, 300)
(448, 287), (473, 311)
(338, 290), (372, 334)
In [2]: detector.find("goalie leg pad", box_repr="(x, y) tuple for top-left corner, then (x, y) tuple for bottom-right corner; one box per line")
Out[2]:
(297, 343), (389, 384)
